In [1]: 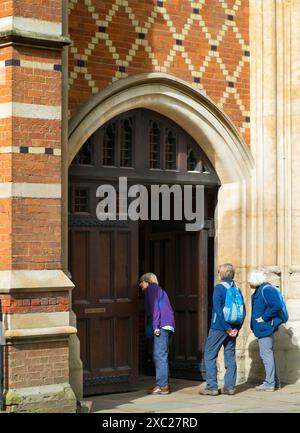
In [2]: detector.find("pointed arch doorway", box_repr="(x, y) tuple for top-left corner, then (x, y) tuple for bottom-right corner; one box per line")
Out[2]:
(68, 108), (220, 396)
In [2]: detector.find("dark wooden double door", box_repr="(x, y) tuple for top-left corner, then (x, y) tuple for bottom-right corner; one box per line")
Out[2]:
(140, 223), (210, 380)
(69, 216), (214, 395)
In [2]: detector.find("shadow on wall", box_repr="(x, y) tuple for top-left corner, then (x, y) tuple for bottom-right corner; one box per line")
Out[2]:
(246, 325), (300, 386)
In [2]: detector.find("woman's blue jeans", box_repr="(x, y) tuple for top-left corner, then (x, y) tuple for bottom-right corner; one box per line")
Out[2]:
(153, 329), (172, 387)
(204, 328), (237, 390)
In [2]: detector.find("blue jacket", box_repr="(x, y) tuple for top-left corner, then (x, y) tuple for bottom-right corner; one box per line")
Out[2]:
(210, 279), (244, 331)
(251, 282), (283, 338)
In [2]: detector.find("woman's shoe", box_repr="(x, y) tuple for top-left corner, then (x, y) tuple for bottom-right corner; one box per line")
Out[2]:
(222, 388), (235, 395)
(255, 383), (275, 392)
(147, 385), (170, 395)
(198, 387), (219, 396)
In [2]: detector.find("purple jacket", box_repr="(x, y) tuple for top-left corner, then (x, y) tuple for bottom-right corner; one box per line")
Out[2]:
(145, 283), (175, 331)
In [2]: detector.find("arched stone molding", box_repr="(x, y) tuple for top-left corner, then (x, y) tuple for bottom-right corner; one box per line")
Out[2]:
(66, 73), (255, 392)
(68, 73), (253, 183)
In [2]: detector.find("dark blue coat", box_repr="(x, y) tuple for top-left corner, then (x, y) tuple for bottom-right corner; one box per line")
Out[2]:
(251, 282), (283, 338)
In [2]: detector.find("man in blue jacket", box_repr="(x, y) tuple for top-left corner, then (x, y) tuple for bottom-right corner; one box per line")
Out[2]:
(248, 270), (283, 391)
(199, 263), (244, 396)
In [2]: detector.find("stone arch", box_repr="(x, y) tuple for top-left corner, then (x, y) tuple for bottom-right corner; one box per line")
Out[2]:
(68, 73), (253, 183)
(67, 73), (255, 393)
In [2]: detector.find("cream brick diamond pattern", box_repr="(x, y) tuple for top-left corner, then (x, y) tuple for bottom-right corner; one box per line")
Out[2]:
(68, 0), (250, 135)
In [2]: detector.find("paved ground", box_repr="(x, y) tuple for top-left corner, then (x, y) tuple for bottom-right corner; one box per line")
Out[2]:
(85, 376), (300, 413)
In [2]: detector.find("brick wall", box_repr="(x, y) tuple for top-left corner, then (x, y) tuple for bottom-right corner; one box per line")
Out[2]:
(4, 340), (69, 389)
(0, 1), (13, 18)
(68, 0), (250, 144)
(0, 8), (63, 271)
(13, 0), (62, 21)
(11, 198), (61, 270)
(0, 292), (69, 314)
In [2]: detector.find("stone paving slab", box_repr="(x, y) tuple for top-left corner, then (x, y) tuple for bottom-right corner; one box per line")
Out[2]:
(87, 377), (300, 413)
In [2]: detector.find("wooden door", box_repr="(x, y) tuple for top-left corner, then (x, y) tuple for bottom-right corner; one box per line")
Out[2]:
(144, 228), (208, 380)
(69, 221), (139, 395)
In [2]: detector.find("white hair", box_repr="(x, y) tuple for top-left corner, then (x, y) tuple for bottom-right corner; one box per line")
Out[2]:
(247, 270), (267, 287)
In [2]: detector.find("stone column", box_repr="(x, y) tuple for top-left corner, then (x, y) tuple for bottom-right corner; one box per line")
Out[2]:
(246, 0), (300, 384)
(0, 0), (77, 412)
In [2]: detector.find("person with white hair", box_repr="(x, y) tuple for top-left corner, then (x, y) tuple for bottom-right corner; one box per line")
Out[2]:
(248, 269), (282, 391)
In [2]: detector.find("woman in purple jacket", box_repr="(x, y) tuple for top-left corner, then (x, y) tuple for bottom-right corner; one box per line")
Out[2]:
(139, 273), (175, 395)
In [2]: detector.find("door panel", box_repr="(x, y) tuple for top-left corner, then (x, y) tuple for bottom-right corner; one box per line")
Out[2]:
(96, 231), (112, 299)
(69, 222), (138, 395)
(115, 231), (130, 299)
(116, 317), (132, 368)
(71, 230), (90, 302)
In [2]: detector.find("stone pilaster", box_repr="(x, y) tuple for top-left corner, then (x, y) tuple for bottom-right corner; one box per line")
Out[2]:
(245, 0), (300, 384)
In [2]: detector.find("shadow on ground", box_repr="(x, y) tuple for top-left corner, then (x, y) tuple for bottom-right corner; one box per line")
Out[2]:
(84, 376), (202, 413)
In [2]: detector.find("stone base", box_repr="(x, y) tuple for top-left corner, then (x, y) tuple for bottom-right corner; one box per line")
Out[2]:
(5, 383), (77, 413)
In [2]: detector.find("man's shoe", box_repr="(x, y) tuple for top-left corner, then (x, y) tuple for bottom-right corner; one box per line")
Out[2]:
(222, 388), (235, 395)
(147, 385), (170, 395)
(275, 383), (281, 390)
(198, 387), (219, 396)
(255, 383), (275, 392)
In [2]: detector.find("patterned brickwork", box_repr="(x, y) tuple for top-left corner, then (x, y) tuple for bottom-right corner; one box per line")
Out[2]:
(68, 0), (250, 143)
(0, 46), (62, 157)
(0, 12), (63, 271)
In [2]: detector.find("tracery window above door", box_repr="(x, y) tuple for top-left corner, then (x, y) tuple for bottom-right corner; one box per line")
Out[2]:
(120, 117), (133, 167)
(70, 109), (218, 186)
(165, 128), (177, 170)
(71, 138), (92, 165)
(149, 120), (161, 169)
(103, 122), (116, 166)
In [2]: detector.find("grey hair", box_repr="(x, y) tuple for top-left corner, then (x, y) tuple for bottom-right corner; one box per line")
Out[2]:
(218, 263), (235, 280)
(139, 272), (159, 285)
(247, 270), (266, 287)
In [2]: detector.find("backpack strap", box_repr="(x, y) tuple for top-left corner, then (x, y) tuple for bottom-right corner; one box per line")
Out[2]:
(159, 290), (165, 307)
(261, 284), (273, 306)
